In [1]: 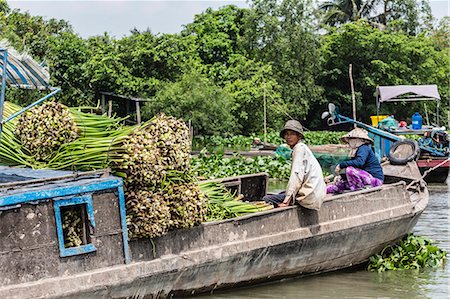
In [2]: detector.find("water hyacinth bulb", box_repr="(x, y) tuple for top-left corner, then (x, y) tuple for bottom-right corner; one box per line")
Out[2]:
(15, 101), (79, 161)
(125, 189), (171, 239)
(117, 113), (191, 190)
(164, 183), (207, 230)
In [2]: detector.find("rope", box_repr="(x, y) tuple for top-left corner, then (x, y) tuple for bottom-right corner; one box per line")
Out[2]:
(406, 157), (450, 189)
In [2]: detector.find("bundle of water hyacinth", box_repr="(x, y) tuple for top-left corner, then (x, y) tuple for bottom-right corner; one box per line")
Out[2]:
(199, 181), (273, 221)
(2, 101), (269, 240)
(2, 101), (127, 167)
(15, 102), (79, 161)
(3, 101), (206, 239)
(0, 102), (37, 167)
(125, 182), (208, 239)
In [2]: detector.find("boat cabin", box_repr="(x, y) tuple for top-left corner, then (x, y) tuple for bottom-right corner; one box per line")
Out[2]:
(0, 167), (129, 286)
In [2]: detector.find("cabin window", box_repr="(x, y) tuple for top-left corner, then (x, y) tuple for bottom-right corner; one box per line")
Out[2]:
(54, 195), (96, 257)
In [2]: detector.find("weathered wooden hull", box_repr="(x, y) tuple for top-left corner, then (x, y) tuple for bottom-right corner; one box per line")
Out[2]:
(417, 158), (450, 183)
(0, 179), (428, 299)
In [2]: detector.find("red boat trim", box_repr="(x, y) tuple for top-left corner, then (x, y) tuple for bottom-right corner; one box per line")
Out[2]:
(417, 159), (450, 168)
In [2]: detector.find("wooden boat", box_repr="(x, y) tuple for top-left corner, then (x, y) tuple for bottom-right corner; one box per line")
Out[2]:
(0, 162), (428, 298)
(416, 154), (449, 184)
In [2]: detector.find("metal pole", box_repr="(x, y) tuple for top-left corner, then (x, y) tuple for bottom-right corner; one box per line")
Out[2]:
(3, 88), (61, 123)
(0, 49), (8, 139)
(349, 64), (357, 128)
(263, 84), (267, 143)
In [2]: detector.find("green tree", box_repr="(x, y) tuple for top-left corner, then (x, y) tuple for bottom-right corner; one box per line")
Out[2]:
(2, 8), (72, 60)
(318, 21), (449, 124)
(243, 0), (324, 121)
(382, 0), (433, 35)
(319, 0), (433, 36)
(181, 5), (283, 133)
(430, 16), (450, 51)
(46, 32), (93, 106)
(218, 55), (282, 134)
(142, 71), (237, 136)
(319, 0), (379, 25)
(182, 5), (247, 65)
(118, 30), (201, 93)
(83, 34), (136, 96)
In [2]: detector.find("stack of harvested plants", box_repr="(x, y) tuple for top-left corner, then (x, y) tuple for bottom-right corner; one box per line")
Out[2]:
(199, 181), (273, 221)
(125, 189), (171, 239)
(164, 183), (207, 229)
(122, 114), (207, 238)
(15, 102), (79, 161)
(0, 102), (36, 167)
(5, 102), (266, 239)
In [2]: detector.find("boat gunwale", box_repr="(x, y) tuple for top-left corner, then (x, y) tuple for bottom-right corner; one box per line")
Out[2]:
(203, 181), (411, 226)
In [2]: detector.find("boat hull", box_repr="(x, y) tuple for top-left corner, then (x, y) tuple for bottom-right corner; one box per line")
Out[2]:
(0, 181), (428, 299)
(417, 158), (450, 183)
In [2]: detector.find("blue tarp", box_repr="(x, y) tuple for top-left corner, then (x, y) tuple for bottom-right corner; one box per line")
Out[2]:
(0, 42), (50, 90)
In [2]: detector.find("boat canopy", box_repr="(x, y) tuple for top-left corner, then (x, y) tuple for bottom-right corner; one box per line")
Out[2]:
(0, 42), (51, 90)
(376, 85), (441, 103)
(0, 42), (60, 138)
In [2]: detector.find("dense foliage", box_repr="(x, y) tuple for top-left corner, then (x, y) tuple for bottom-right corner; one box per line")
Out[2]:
(0, 0), (448, 134)
(368, 234), (447, 272)
(193, 130), (346, 150)
(192, 151), (292, 180)
(316, 20), (449, 126)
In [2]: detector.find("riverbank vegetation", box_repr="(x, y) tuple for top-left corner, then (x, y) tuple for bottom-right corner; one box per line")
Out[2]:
(0, 0), (448, 136)
(193, 130), (347, 150)
(192, 151), (292, 180)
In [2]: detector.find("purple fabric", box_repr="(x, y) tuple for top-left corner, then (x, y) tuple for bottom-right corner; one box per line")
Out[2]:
(327, 166), (383, 194)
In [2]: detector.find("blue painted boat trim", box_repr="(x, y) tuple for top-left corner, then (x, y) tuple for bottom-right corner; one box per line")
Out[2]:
(0, 178), (122, 207)
(117, 185), (130, 264)
(0, 176), (130, 264)
(53, 195), (97, 257)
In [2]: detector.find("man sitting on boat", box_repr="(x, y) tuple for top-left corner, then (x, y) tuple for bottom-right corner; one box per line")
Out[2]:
(327, 128), (384, 194)
(263, 120), (326, 210)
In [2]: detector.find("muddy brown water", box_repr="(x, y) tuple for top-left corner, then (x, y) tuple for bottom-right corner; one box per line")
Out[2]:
(200, 177), (450, 299)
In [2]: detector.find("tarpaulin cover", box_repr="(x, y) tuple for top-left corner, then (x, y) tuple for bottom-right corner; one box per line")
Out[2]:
(376, 85), (441, 102)
(0, 41), (50, 90)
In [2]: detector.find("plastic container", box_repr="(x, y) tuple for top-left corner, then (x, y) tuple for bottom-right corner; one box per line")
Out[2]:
(378, 116), (397, 130)
(370, 115), (388, 126)
(411, 112), (422, 130)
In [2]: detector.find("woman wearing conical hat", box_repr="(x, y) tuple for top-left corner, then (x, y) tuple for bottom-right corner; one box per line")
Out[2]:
(327, 128), (384, 194)
(263, 120), (326, 210)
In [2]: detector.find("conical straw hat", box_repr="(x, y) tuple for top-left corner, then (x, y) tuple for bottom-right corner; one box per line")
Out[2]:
(340, 127), (374, 144)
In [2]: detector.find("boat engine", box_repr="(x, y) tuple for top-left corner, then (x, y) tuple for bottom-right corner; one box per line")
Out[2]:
(418, 129), (450, 155)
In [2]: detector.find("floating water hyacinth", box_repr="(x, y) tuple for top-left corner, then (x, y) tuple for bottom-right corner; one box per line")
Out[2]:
(368, 234), (447, 272)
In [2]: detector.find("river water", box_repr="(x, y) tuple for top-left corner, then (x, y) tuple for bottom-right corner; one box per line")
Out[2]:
(203, 177), (450, 299)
